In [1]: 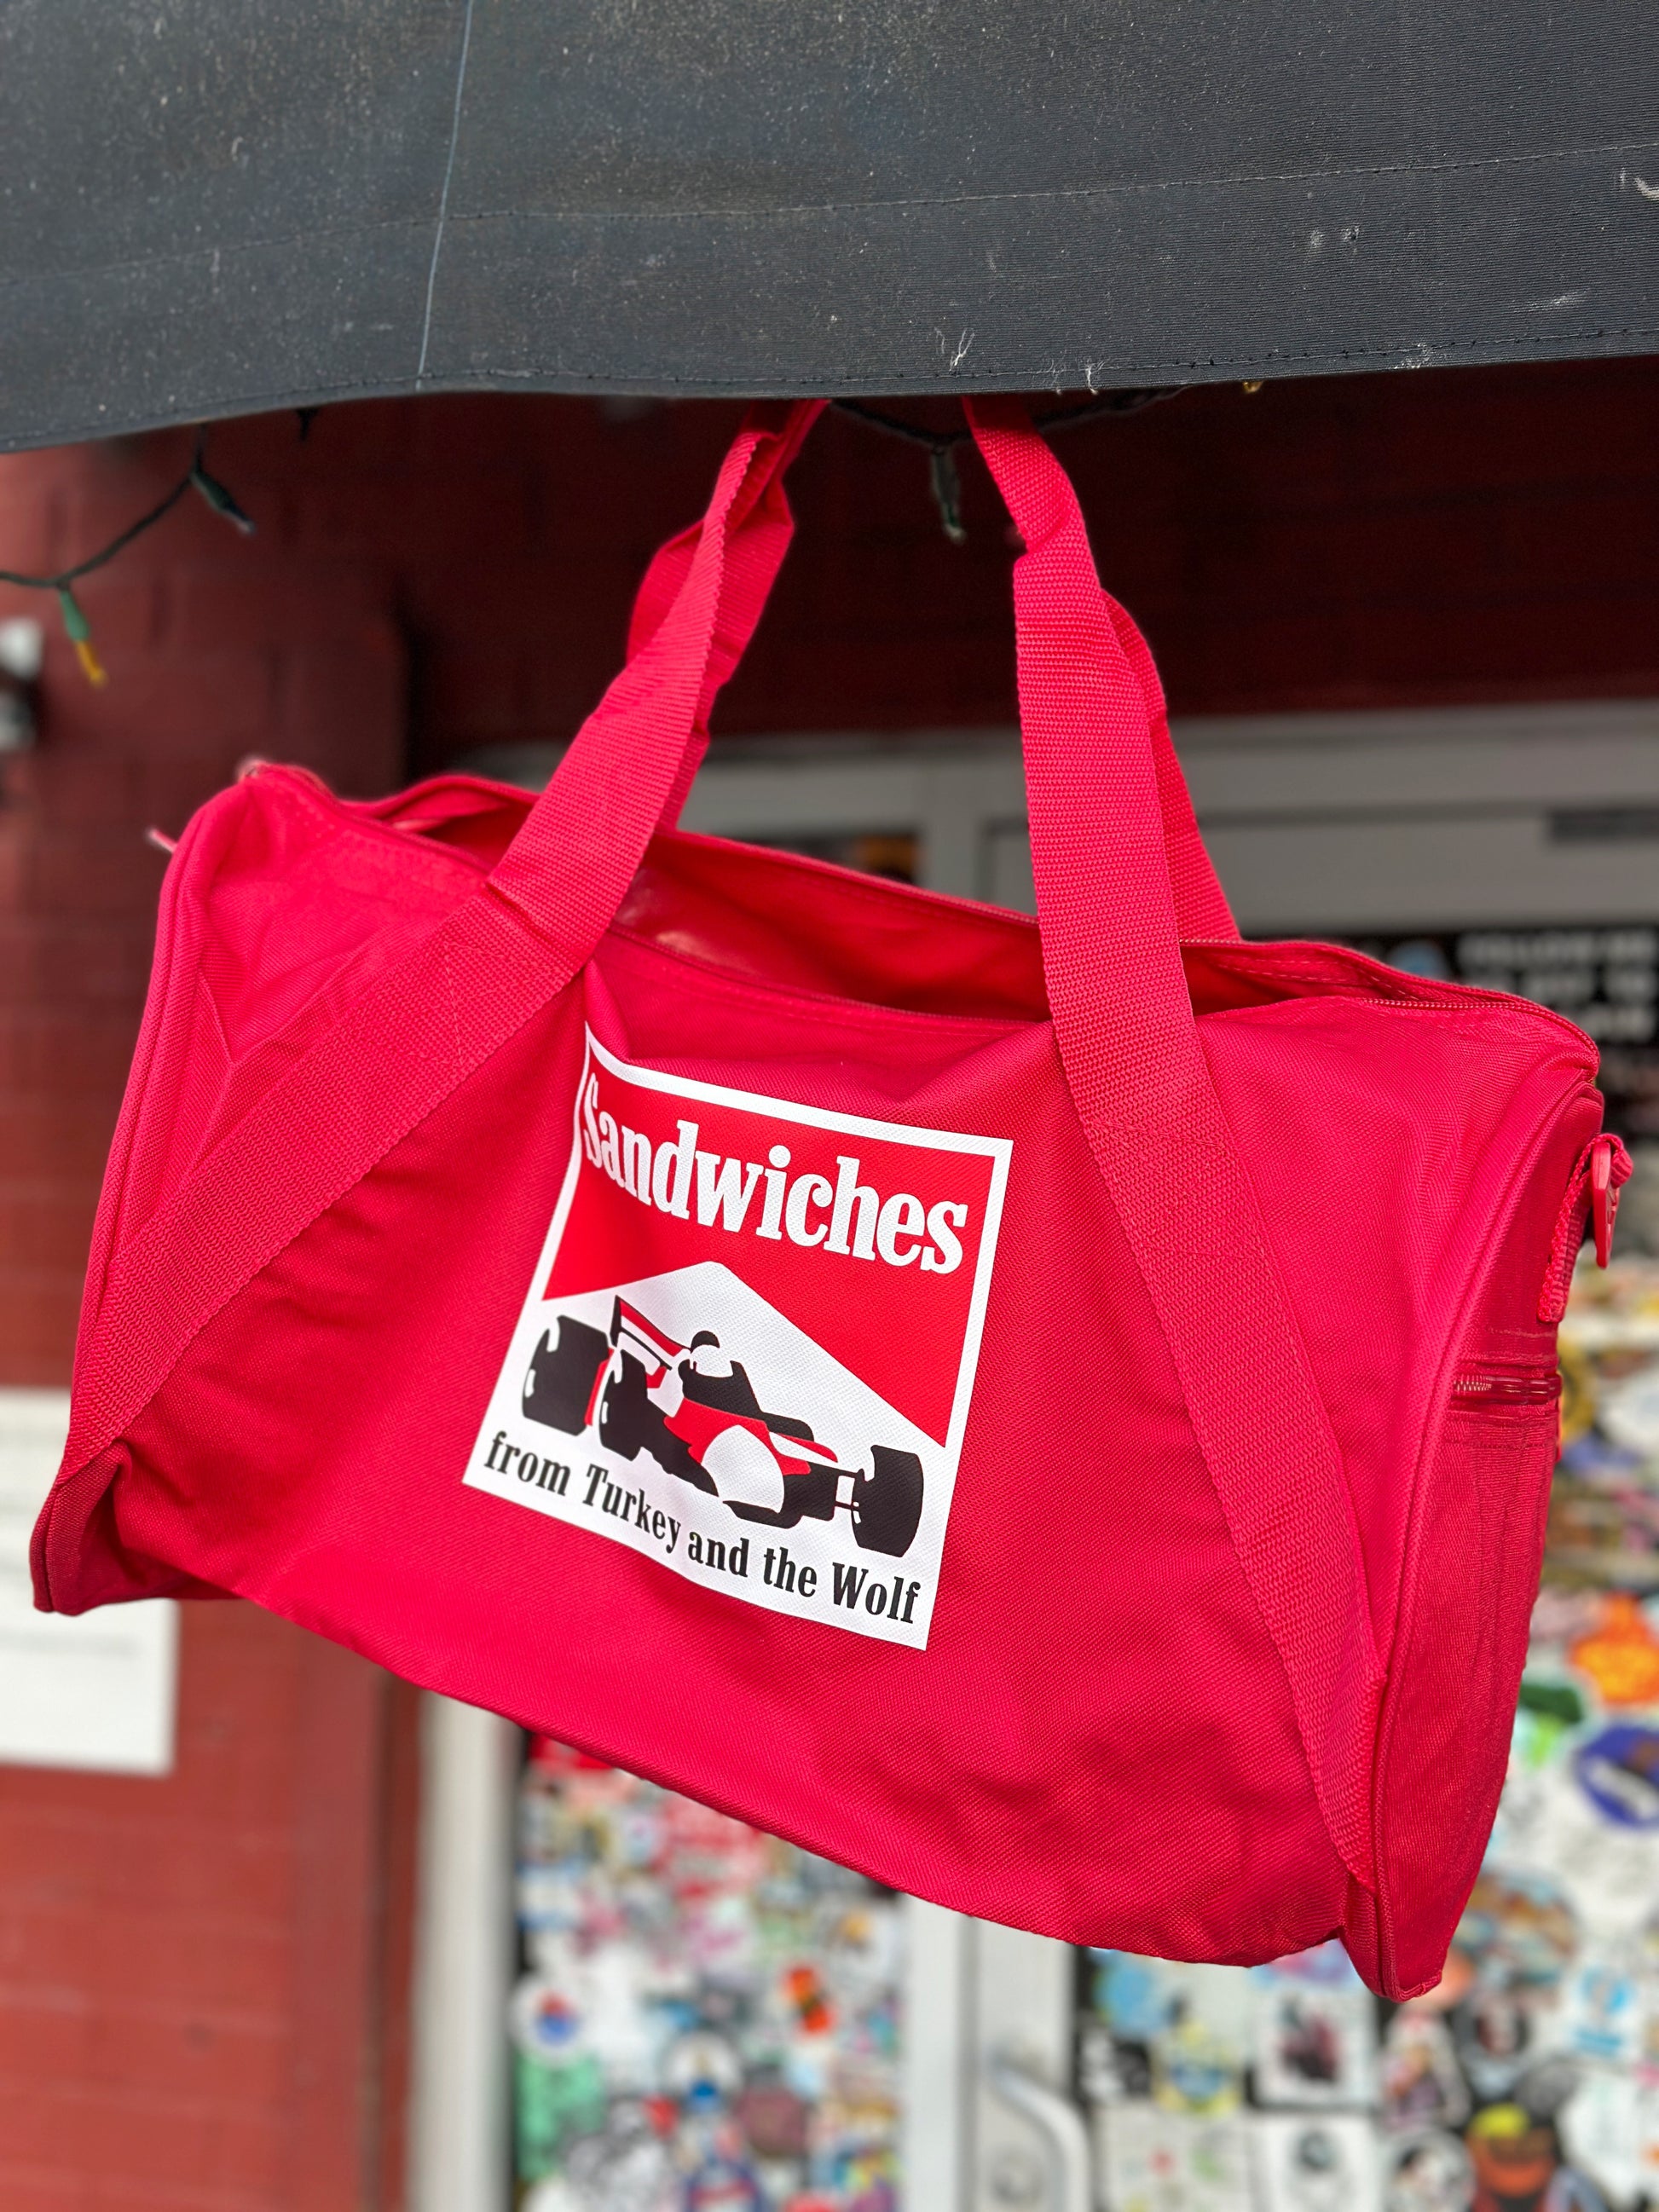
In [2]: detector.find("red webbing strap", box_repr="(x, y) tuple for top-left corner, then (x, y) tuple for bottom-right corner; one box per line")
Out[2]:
(625, 430), (1237, 942)
(623, 459), (812, 831)
(1112, 592), (1237, 943)
(489, 401), (825, 949)
(964, 396), (1380, 1888)
(627, 514), (771, 832)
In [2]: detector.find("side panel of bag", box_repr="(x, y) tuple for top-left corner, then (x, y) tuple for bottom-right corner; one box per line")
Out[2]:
(1353, 1086), (1604, 1997)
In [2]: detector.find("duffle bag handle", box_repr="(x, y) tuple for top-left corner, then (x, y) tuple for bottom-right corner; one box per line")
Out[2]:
(487, 400), (825, 955)
(619, 420), (1238, 943)
(491, 401), (1236, 951)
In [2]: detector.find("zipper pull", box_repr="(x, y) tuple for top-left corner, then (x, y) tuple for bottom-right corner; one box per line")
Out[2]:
(1539, 1131), (1633, 1323)
(1590, 1132), (1624, 1268)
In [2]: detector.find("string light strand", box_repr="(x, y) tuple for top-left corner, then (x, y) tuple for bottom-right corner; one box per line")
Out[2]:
(830, 389), (1186, 541)
(0, 430), (255, 686)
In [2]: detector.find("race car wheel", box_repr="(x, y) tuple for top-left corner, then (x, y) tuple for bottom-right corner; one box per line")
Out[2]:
(598, 1353), (652, 1460)
(851, 1448), (924, 1557)
(523, 1317), (609, 1433)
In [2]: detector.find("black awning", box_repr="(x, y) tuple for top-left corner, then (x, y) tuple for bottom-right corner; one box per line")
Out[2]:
(3, 0), (1656, 452)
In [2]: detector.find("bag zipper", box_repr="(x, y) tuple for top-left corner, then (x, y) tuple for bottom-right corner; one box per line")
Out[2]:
(1451, 1363), (1561, 1410)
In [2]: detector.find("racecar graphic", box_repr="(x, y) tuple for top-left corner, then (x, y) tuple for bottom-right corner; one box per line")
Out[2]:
(523, 1297), (925, 1557)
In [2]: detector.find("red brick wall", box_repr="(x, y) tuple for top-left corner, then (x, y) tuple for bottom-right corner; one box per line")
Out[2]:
(396, 355), (1659, 757)
(0, 354), (1656, 2209)
(0, 1623), (418, 2212)
(0, 422), (416, 2212)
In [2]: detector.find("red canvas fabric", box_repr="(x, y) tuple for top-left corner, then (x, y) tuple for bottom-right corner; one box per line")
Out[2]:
(32, 401), (1609, 1997)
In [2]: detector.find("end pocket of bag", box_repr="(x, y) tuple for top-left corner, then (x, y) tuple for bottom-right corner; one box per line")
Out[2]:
(1370, 1365), (1559, 1996)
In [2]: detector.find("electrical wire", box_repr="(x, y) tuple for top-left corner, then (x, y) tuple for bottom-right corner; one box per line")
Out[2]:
(830, 389), (1185, 542)
(0, 430), (253, 685)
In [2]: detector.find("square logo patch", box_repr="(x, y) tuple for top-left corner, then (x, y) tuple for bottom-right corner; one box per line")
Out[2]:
(465, 1031), (1010, 1647)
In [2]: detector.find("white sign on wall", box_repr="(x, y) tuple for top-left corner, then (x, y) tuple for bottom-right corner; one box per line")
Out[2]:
(0, 1390), (177, 1775)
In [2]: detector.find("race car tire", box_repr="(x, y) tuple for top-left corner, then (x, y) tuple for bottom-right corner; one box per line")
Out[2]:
(598, 1354), (652, 1460)
(523, 1318), (608, 1433)
(852, 1448), (924, 1556)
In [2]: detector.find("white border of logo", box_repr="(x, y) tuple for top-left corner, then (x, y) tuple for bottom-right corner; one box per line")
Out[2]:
(465, 1031), (1012, 1647)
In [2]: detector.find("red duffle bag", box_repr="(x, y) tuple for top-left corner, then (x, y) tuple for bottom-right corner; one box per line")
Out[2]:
(33, 399), (1618, 1997)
